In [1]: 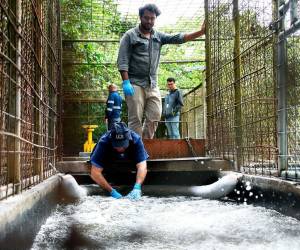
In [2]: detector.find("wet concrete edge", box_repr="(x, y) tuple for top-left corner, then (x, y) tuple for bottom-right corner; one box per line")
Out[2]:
(224, 171), (300, 220)
(0, 174), (63, 250)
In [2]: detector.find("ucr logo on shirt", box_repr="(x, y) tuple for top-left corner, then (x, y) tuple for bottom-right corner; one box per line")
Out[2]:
(115, 134), (124, 140)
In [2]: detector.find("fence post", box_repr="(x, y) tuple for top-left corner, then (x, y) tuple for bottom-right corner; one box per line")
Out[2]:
(14, 0), (22, 193)
(33, 0), (43, 181)
(57, 0), (64, 162)
(204, 0), (212, 151)
(272, 0), (279, 171)
(233, 0), (243, 171)
(277, 0), (288, 172)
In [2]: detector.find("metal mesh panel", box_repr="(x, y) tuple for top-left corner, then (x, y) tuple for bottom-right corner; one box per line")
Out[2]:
(207, 0), (236, 159)
(181, 85), (206, 139)
(0, 0), (61, 199)
(239, 33), (277, 175)
(206, 0), (278, 175)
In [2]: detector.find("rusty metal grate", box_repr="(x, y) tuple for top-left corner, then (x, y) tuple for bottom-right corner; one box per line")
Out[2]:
(0, 0), (61, 199)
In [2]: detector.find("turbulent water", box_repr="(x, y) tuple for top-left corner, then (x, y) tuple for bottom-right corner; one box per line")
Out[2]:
(32, 192), (300, 250)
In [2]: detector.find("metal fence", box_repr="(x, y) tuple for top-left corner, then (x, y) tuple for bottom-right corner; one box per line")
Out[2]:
(181, 84), (206, 139)
(185, 0), (300, 180)
(0, 0), (61, 199)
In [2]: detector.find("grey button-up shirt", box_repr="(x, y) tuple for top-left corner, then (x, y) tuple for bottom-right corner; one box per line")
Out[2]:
(117, 26), (185, 88)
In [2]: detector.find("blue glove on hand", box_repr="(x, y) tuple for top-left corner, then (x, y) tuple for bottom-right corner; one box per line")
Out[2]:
(122, 79), (135, 96)
(126, 183), (142, 200)
(110, 188), (123, 199)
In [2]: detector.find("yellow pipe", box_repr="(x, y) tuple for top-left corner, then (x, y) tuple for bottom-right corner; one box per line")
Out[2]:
(82, 125), (98, 152)
(87, 128), (93, 144)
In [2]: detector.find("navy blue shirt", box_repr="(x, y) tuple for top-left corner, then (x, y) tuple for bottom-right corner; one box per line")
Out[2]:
(90, 130), (149, 168)
(105, 91), (122, 120)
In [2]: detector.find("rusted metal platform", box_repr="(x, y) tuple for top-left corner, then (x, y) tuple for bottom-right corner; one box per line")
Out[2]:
(143, 139), (205, 158)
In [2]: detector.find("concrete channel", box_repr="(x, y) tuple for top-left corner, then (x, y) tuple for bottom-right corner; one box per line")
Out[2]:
(1, 138), (300, 248)
(0, 155), (300, 249)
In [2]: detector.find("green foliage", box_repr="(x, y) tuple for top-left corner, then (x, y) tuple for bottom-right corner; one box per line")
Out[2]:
(159, 62), (204, 90)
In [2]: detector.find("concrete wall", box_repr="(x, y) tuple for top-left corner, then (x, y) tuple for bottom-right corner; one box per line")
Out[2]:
(0, 175), (62, 250)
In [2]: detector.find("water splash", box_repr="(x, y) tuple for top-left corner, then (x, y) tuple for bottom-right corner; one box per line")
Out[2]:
(32, 195), (300, 250)
(60, 174), (87, 199)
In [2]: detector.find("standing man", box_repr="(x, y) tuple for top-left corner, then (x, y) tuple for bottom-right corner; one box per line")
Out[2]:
(90, 122), (148, 200)
(163, 77), (184, 139)
(117, 3), (205, 139)
(105, 83), (122, 130)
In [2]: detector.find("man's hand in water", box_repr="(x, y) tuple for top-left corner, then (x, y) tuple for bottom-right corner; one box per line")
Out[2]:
(126, 183), (142, 200)
(110, 188), (123, 199)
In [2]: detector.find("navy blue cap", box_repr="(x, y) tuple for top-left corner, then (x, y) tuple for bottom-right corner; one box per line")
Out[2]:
(110, 122), (131, 148)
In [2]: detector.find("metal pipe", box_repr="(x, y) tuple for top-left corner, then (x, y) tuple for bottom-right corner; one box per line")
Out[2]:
(272, 0), (279, 173)
(233, 0), (243, 171)
(62, 59), (205, 66)
(204, 0), (212, 150)
(277, 0), (288, 172)
(62, 38), (206, 43)
(57, 0), (64, 162)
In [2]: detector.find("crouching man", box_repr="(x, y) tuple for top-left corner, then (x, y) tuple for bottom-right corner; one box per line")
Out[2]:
(90, 122), (148, 200)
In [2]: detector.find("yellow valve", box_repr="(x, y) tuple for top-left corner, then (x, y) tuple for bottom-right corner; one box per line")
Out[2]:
(82, 125), (98, 153)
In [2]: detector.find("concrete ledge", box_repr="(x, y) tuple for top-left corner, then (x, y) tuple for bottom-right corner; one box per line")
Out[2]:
(228, 173), (300, 219)
(56, 158), (233, 174)
(0, 174), (62, 249)
(281, 170), (300, 181)
(241, 174), (300, 195)
(57, 161), (91, 173)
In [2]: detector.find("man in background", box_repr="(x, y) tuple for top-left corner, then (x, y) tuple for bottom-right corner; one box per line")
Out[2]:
(163, 77), (184, 139)
(105, 83), (122, 130)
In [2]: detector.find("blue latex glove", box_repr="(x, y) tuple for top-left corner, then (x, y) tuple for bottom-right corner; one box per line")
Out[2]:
(110, 188), (123, 199)
(122, 79), (135, 96)
(126, 183), (142, 200)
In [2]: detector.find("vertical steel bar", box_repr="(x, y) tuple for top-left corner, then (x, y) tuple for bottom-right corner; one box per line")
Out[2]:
(204, 0), (212, 149)
(203, 85), (206, 140)
(233, 0), (242, 171)
(57, 0), (63, 161)
(193, 90), (198, 138)
(273, 0), (279, 171)
(277, 0), (288, 172)
(35, 0), (43, 181)
(14, 0), (22, 193)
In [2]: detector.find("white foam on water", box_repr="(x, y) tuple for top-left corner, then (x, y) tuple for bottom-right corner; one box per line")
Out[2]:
(32, 195), (300, 250)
